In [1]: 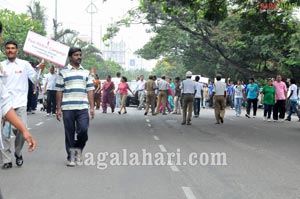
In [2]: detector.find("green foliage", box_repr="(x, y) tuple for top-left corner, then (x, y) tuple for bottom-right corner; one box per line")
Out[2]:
(0, 9), (46, 64)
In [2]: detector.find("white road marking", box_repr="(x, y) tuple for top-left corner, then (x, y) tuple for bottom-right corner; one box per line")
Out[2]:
(148, 124), (152, 127)
(146, 119), (150, 123)
(153, 136), (160, 141)
(170, 164), (180, 172)
(35, 122), (44, 126)
(159, 144), (167, 152)
(182, 187), (197, 199)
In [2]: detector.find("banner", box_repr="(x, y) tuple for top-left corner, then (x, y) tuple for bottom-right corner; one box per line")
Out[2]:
(23, 31), (70, 66)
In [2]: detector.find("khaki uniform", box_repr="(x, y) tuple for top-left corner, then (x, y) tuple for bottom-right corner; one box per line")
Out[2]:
(145, 80), (156, 114)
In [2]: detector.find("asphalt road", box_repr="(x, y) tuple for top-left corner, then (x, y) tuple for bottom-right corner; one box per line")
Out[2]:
(1, 105), (300, 199)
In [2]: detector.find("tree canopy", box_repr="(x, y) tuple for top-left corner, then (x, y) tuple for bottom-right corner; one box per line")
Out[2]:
(104, 0), (300, 80)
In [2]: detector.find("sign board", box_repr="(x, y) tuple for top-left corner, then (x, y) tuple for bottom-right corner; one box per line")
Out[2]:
(23, 31), (70, 66)
(200, 77), (209, 84)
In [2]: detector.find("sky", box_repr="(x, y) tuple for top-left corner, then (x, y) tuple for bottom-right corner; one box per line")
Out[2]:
(0, 0), (156, 70)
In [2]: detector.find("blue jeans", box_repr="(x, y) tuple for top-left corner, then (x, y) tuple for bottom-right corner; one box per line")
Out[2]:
(264, 104), (274, 119)
(234, 97), (243, 115)
(63, 109), (89, 160)
(287, 100), (300, 119)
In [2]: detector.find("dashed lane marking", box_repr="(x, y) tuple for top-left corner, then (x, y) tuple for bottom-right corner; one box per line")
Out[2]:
(182, 187), (197, 199)
(153, 136), (160, 141)
(35, 122), (44, 126)
(159, 144), (167, 152)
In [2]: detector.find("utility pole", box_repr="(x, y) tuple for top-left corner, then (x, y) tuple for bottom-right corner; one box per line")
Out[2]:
(86, 0), (98, 44)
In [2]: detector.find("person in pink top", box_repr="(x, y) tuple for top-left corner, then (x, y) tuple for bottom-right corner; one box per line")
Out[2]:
(116, 76), (133, 114)
(273, 75), (287, 122)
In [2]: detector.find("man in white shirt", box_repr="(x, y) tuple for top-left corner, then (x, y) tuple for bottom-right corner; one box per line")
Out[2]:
(213, 74), (227, 124)
(155, 76), (169, 115)
(112, 72), (121, 108)
(0, 40), (44, 169)
(44, 65), (57, 116)
(194, 76), (203, 118)
(285, 78), (300, 121)
(136, 75), (146, 110)
(181, 71), (196, 125)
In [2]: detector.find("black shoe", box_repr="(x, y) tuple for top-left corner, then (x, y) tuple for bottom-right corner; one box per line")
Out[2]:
(181, 122), (186, 125)
(245, 114), (250, 118)
(15, 153), (23, 167)
(285, 118), (291, 121)
(187, 122), (191, 125)
(2, 162), (12, 169)
(123, 111), (127, 114)
(118, 111), (121, 115)
(220, 117), (224, 123)
(144, 112), (148, 116)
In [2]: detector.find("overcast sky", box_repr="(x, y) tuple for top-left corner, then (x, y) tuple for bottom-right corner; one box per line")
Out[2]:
(0, 0), (156, 69)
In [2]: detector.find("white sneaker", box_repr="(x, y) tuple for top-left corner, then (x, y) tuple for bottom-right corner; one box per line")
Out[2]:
(75, 151), (83, 166)
(267, 119), (271, 122)
(66, 160), (76, 167)
(253, 116), (256, 118)
(46, 113), (50, 117)
(279, 119), (284, 123)
(263, 117), (266, 121)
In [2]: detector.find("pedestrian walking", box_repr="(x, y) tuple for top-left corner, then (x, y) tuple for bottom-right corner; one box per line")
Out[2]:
(245, 78), (259, 118)
(233, 80), (245, 117)
(112, 72), (121, 108)
(273, 75), (287, 122)
(194, 76), (203, 118)
(55, 47), (95, 167)
(155, 76), (169, 115)
(213, 74), (227, 124)
(261, 78), (275, 122)
(44, 65), (57, 116)
(172, 77), (182, 114)
(144, 75), (157, 116)
(181, 71), (196, 125)
(0, 40), (44, 169)
(93, 74), (101, 110)
(136, 75), (146, 110)
(101, 75), (115, 113)
(117, 76), (133, 114)
(285, 78), (300, 121)
(202, 83), (209, 108)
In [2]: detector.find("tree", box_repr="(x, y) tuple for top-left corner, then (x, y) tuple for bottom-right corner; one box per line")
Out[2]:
(0, 9), (46, 63)
(104, 0), (300, 80)
(27, 1), (47, 30)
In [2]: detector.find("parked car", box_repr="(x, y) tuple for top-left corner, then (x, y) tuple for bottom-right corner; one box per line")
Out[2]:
(126, 81), (139, 107)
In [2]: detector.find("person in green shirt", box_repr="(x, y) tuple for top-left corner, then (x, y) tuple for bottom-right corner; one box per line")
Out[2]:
(261, 78), (276, 122)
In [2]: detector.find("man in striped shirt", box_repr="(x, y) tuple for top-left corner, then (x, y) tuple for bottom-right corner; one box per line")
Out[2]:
(56, 47), (94, 167)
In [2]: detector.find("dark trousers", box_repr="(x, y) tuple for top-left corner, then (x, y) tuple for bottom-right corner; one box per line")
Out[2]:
(264, 104), (273, 119)
(47, 90), (57, 114)
(273, 100), (286, 120)
(194, 98), (201, 116)
(63, 109), (89, 160)
(246, 98), (258, 116)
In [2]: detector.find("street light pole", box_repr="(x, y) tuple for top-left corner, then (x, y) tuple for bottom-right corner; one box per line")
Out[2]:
(86, 0), (98, 44)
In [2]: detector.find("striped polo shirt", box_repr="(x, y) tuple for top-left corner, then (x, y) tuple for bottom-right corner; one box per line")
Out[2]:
(55, 64), (94, 110)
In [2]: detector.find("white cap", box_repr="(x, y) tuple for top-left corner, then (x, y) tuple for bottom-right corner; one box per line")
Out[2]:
(186, 71), (192, 77)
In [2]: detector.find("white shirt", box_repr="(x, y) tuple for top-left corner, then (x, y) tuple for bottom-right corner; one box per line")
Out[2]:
(137, 80), (146, 91)
(214, 80), (227, 96)
(0, 79), (12, 149)
(181, 78), (196, 94)
(112, 77), (121, 91)
(234, 85), (244, 98)
(1, 58), (41, 108)
(194, 82), (203, 98)
(157, 79), (169, 90)
(289, 84), (298, 100)
(46, 73), (57, 90)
